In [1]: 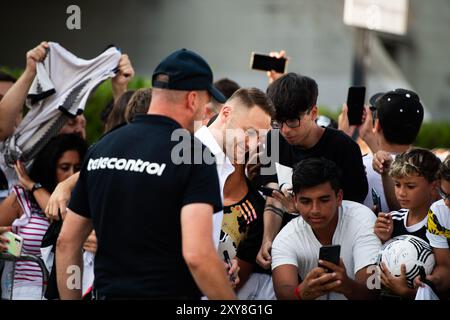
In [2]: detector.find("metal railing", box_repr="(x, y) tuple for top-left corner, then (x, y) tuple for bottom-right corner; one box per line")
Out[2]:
(0, 252), (48, 300)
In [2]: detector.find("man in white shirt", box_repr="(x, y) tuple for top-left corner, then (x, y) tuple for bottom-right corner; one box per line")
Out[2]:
(272, 158), (381, 300)
(195, 88), (273, 250)
(195, 88), (273, 296)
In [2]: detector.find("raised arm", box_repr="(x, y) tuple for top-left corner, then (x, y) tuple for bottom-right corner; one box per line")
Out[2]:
(181, 203), (236, 300)
(56, 209), (93, 300)
(111, 54), (135, 102)
(256, 183), (285, 269)
(45, 172), (80, 220)
(0, 42), (48, 141)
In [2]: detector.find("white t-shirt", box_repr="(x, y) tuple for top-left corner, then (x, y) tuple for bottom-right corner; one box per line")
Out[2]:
(271, 200), (381, 300)
(363, 153), (390, 213)
(426, 199), (450, 249)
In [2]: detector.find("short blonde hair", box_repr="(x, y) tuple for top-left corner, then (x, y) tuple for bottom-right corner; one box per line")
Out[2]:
(389, 148), (441, 182)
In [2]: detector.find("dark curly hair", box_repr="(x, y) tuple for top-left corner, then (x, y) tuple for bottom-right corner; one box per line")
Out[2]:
(267, 73), (318, 120)
(28, 134), (88, 193)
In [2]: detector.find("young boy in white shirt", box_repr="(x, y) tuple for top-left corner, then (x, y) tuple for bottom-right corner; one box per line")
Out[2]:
(417, 155), (450, 296)
(271, 158), (381, 300)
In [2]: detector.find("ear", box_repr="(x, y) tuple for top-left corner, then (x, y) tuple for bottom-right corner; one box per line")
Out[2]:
(430, 180), (441, 201)
(374, 119), (382, 133)
(310, 105), (318, 121)
(431, 180), (440, 189)
(220, 105), (233, 121)
(336, 189), (344, 206)
(186, 91), (198, 113)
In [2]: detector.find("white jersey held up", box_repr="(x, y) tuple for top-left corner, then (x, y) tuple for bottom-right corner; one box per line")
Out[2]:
(1, 42), (121, 168)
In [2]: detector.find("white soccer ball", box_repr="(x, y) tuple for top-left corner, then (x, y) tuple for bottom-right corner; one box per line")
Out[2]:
(377, 235), (435, 288)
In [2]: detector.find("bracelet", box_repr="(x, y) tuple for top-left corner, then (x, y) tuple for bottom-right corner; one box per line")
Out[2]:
(294, 285), (302, 300)
(31, 182), (43, 194)
(264, 205), (284, 218)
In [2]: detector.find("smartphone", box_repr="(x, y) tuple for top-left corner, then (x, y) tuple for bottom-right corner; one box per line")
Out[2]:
(250, 52), (287, 73)
(371, 188), (382, 215)
(347, 86), (366, 126)
(259, 185), (278, 197)
(318, 245), (341, 272)
(3, 231), (23, 257)
(223, 250), (237, 283)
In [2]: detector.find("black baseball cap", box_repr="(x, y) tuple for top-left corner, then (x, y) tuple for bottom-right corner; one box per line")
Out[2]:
(152, 49), (226, 103)
(370, 88), (424, 142)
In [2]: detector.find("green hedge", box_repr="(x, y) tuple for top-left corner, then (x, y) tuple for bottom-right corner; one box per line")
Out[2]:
(414, 122), (450, 150)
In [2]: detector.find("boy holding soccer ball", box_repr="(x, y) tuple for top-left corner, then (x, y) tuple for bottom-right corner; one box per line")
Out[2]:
(374, 148), (441, 298)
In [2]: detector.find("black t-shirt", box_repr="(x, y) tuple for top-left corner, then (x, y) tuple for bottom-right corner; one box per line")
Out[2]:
(259, 128), (368, 203)
(69, 114), (222, 299)
(391, 210), (428, 243)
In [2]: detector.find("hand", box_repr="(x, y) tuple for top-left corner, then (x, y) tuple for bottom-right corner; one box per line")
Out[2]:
(83, 231), (98, 254)
(256, 240), (272, 270)
(266, 50), (288, 84)
(317, 258), (351, 296)
(45, 179), (73, 221)
(112, 54), (135, 96)
(297, 266), (341, 300)
(272, 188), (297, 214)
(338, 103), (357, 137)
(0, 226), (12, 252)
(358, 106), (377, 151)
(380, 263), (415, 298)
(14, 160), (34, 191)
(374, 212), (393, 242)
(25, 41), (49, 75)
(224, 258), (240, 288)
(372, 151), (393, 175)
(413, 273), (438, 289)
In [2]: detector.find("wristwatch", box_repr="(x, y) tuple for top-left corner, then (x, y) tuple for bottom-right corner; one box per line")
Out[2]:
(31, 182), (43, 194)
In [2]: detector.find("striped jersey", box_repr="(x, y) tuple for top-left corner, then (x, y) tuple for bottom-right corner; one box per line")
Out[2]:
(12, 186), (50, 288)
(390, 209), (428, 242)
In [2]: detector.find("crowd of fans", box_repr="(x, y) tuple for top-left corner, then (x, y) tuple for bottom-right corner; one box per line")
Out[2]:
(0, 43), (449, 300)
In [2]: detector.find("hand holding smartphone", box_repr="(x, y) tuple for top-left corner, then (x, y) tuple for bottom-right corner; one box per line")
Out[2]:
(318, 245), (341, 272)
(250, 52), (287, 73)
(258, 185), (278, 197)
(346, 86), (366, 126)
(2, 231), (23, 257)
(223, 250), (237, 283)
(371, 188), (382, 215)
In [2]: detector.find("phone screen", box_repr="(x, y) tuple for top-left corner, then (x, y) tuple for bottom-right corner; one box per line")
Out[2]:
(371, 188), (382, 215)
(4, 232), (23, 257)
(319, 245), (341, 271)
(347, 86), (366, 126)
(251, 53), (287, 73)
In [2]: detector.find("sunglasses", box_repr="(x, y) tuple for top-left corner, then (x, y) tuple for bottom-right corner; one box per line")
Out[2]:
(437, 187), (450, 201)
